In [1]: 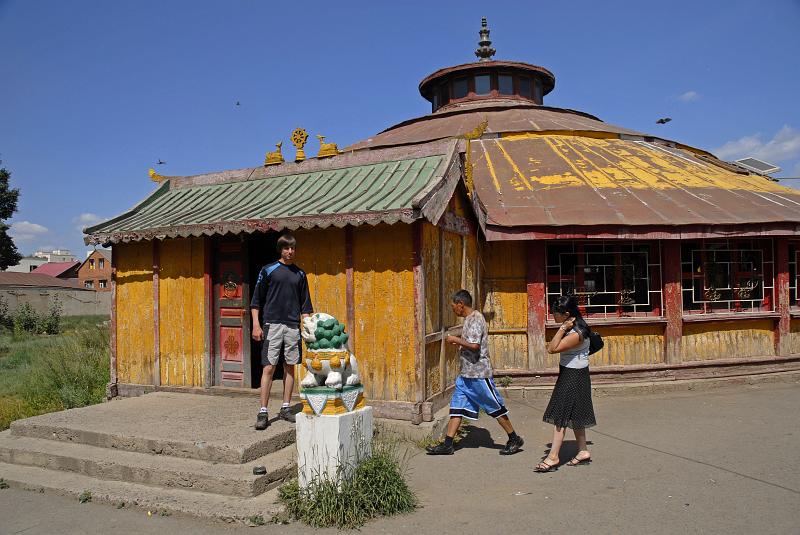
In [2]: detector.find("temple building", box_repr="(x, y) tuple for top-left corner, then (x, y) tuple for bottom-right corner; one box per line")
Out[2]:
(86, 19), (800, 422)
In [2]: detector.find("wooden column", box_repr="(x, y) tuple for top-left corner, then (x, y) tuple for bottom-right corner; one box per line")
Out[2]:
(663, 240), (683, 364)
(203, 236), (213, 388)
(412, 221), (426, 422)
(345, 226), (356, 353)
(774, 237), (790, 356)
(108, 246), (118, 398)
(526, 241), (547, 369)
(152, 240), (161, 387)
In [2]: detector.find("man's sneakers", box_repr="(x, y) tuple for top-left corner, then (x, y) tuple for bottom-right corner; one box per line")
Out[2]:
(499, 434), (524, 455)
(255, 411), (270, 430)
(425, 442), (455, 455)
(278, 406), (296, 423)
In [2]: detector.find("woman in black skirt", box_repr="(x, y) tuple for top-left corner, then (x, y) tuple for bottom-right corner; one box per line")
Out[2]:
(534, 295), (596, 472)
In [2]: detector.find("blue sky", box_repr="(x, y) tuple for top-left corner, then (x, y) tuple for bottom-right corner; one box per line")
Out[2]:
(1, 0), (799, 257)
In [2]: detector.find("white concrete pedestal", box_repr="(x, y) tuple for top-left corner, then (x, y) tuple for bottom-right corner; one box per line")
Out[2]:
(295, 406), (373, 488)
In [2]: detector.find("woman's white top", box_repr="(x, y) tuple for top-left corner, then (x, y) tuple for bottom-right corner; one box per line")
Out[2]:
(559, 328), (590, 369)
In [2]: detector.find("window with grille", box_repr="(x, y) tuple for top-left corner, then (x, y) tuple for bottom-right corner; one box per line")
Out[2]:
(546, 241), (663, 320)
(681, 239), (773, 314)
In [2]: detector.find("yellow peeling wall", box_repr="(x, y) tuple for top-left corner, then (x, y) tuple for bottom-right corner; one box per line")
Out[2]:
(158, 238), (206, 387)
(294, 228), (347, 322)
(681, 320), (774, 361)
(353, 224), (416, 402)
(115, 241), (155, 385)
(785, 320), (800, 355)
(481, 241), (528, 370)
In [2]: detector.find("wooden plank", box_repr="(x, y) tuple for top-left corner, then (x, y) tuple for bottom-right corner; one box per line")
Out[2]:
(346, 226), (356, 351)
(681, 320), (774, 361)
(115, 241), (155, 385)
(203, 236), (213, 388)
(152, 240), (161, 387)
(663, 240), (683, 364)
(438, 226), (446, 397)
(774, 237), (790, 356)
(109, 247), (118, 393)
(412, 220), (425, 405)
(422, 222), (440, 335)
(526, 240), (546, 370)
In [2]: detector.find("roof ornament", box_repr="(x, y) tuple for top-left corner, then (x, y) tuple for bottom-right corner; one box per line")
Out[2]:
(316, 135), (341, 159)
(475, 17), (496, 62)
(265, 142), (285, 166)
(291, 128), (309, 163)
(148, 168), (175, 183)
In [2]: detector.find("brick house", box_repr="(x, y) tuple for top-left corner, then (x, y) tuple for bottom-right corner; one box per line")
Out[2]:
(77, 249), (112, 291)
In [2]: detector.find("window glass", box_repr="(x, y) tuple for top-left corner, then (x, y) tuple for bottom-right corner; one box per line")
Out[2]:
(474, 75), (491, 95)
(534, 79), (543, 101)
(519, 77), (532, 98)
(546, 241), (663, 320)
(439, 86), (450, 106)
(89, 259), (95, 269)
(99, 259), (105, 269)
(99, 280), (107, 288)
(498, 74), (513, 95)
(452, 78), (468, 99)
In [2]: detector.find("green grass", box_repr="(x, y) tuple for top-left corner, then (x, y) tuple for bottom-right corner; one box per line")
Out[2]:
(0, 315), (109, 431)
(278, 439), (418, 529)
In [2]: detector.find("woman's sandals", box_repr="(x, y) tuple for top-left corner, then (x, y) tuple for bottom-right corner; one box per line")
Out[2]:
(566, 454), (592, 467)
(534, 458), (559, 473)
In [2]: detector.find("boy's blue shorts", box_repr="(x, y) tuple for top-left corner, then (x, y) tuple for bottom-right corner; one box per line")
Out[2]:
(449, 376), (508, 420)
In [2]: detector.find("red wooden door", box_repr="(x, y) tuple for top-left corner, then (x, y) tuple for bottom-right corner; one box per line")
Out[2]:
(213, 239), (251, 387)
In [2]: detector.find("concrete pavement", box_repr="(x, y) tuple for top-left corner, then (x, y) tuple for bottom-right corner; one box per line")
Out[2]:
(1, 381), (798, 534)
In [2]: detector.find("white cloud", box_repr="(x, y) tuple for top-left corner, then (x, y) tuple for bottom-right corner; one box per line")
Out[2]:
(72, 212), (104, 232)
(678, 90), (700, 102)
(713, 125), (800, 163)
(9, 221), (49, 242)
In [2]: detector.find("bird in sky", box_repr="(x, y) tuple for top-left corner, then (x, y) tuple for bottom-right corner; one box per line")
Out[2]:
(156, 159), (166, 165)
(235, 101), (241, 107)
(656, 117), (672, 124)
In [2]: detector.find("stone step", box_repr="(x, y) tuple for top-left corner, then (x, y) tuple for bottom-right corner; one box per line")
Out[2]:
(0, 461), (284, 524)
(9, 392), (296, 463)
(0, 431), (295, 497)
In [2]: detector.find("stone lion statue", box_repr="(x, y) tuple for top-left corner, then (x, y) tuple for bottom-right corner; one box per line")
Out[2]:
(300, 312), (360, 390)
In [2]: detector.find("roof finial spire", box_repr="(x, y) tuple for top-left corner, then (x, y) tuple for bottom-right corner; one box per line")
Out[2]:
(475, 17), (496, 61)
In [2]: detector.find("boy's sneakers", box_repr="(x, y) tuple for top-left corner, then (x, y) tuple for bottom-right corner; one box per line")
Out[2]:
(426, 442), (455, 455)
(255, 411), (270, 430)
(278, 406), (296, 423)
(499, 434), (524, 455)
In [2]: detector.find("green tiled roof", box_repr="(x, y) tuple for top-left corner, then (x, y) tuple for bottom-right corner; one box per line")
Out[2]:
(85, 144), (459, 244)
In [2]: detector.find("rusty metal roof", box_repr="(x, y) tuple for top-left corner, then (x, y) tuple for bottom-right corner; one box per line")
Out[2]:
(0, 272), (84, 289)
(470, 134), (800, 239)
(85, 141), (461, 245)
(346, 102), (645, 151)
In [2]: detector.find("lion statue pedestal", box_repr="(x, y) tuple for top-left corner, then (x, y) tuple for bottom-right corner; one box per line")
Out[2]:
(296, 312), (372, 488)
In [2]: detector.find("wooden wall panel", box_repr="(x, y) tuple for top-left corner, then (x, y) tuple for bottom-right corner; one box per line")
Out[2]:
(353, 224), (416, 403)
(681, 320), (774, 361)
(482, 241), (527, 279)
(422, 222), (440, 334)
(444, 339), (460, 388)
(482, 279), (528, 369)
(488, 334), (528, 370)
(115, 241), (155, 385)
(464, 233), (478, 302)
(294, 228), (347, 322)
(785, 320), (800, 355)
(541, 325), (664, 369)
(442, 231), (463, 328)
(425, 341), (441, 399)
(158, 238), (206, 387)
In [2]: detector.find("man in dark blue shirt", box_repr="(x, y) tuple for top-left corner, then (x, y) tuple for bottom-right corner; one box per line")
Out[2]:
(250, 233), (313, 429)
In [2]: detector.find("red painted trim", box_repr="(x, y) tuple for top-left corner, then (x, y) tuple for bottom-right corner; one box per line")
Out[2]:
(412, 220), (425, 407)
(345, 226), (355, 352)
(203, 236), (213, 388)
(486, 223), (800, 241)
(774, 237), (790, 356)
(526, 241), (547, 369)
(153, 240), (161, 386)
(109, 247), (118, 389)
(663, 241), (683, 364)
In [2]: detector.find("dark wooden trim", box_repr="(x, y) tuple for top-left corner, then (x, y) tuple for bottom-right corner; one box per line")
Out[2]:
(203, 236), (213, 388)
(241, 237), (252, 388)
(775, 237), (790, 356)
(663, 240), (682, 364)
(108, 247), (118, 396)
(486, 223), (800, 241)
(526, 241), (547, 369)
(345, 225), (355, 352)
(438, 226), (446, 395)
(682, 312), (781, 323)
(412, 220), (426, 409)
(153, 239), (161, 387)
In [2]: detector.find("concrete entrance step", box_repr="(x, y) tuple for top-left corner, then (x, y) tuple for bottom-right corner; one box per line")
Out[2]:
(9, 392), (295, 463)
(0, 431), (294, 497)
(0, 461), (284, 524)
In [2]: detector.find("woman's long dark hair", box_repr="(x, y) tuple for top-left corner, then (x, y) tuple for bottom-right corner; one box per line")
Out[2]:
(552, 295), (590, 339)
